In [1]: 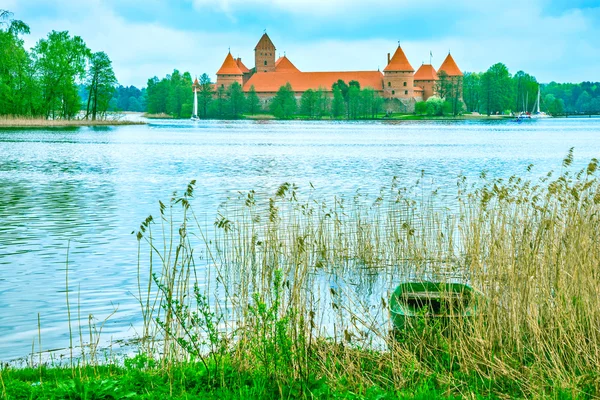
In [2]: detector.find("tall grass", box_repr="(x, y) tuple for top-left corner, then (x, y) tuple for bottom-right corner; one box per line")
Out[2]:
(124, 152), (600, 398)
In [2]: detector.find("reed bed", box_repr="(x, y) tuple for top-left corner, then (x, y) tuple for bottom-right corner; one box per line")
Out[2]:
(3, 152), (600, 399)
(0, 115), (145, 127)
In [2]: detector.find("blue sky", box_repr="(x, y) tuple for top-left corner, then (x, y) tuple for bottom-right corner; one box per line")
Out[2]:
(3, 0), (600, 87)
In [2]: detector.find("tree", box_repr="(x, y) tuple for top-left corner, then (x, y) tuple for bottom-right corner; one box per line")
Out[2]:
(32, 30), (91, 119)
(415, 101), (427, 115)
(300, 89), (317, 118)
(348, 85), (361, 119)
(576, 91), (592, 114)
(0, 11), (37, 116)
(246, 85), (261, 115)
(463, 72), (481, 113)
(425, 97), (444, 116)
(85, 51), (117, 120)
(146, 76), (169, 114)
(314, 87), (329, 118)
(332, 80), (351, 118)
(227, 82), (245, 118)
(513, 71), (538, 113)
(198, 73), (213, 118)
(270, 83), (296, 119)
(480, 63), (512, 115)
(210, 85), (227, 118)
(436, 71), (463, 116)
(332, 86), (345, 119)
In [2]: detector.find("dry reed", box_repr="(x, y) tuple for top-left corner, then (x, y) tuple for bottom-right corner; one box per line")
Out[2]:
(132, 154), (600, 398)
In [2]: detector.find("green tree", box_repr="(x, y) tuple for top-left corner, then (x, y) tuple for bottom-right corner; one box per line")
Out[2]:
(146, 76), (169, 114)
(415, 101), (427, 115)
(227, 82), (245, 118)
(463, 72), (481, 113)
(246, 85), (261, 115)
(270, 83), (296, 119)
(426, 97), (444, 116)
(85, 51), (117, 120)
(576, 91), (592, 114)
(0, 10), (39, 116)
(210, 85), (227, 118)
(314, 87), (329, 118)
(513, 71), (538, 113)
(32, 30), (90, 119)
(198, 73), (213, 118)
(332, 86), (345, 119)
(300, 89), (317, 118)
(348, 85), (361, 119)
(480, 63), (512, 115)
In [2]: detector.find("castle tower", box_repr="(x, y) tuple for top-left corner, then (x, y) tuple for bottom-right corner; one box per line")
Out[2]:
(383, 45), (414, 99)
(437, 53), (463, 99)
(255, 33), (276, 73)
(216, 52), (243, 90)
(414, 64), (438, 101)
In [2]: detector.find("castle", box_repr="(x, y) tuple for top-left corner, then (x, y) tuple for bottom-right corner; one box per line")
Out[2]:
(200, 33), (463, 107)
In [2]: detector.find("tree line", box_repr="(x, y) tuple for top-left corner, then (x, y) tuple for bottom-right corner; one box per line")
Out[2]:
(463, 62), (600, 116)
(0, 10), (117, 120)
(144, 72), (394, 120)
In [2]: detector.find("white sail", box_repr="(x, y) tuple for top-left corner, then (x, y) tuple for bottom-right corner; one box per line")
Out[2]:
(193, 89), (198, 118)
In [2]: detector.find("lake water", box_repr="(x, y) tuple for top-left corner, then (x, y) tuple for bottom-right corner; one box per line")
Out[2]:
(1, 117), (599, 361)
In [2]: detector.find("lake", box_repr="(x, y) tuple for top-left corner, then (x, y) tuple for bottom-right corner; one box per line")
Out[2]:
(1, 117), (599, 361)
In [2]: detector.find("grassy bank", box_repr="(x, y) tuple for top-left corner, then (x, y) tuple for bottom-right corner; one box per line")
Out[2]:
(3, 153), (600, 399)
(0, 116), (146, 128)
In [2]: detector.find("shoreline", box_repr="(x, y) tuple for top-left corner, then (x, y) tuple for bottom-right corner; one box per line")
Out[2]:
(0, 118), (146, 128)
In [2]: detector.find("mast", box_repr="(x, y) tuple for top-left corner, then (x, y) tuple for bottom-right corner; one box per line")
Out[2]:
(193, 88), (198, 118)
(536, 87), (541, 114)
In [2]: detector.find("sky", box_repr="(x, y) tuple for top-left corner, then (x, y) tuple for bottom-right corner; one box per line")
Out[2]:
(3, 0), (600, 87)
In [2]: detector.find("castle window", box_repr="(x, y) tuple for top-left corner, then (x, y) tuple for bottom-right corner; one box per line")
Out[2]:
(264, 60), (267, 66)
(403, 82), (407, 87)
(392, 90), (395, 95)
(405, 90), (408, 95)
(388, 82), (391, 87)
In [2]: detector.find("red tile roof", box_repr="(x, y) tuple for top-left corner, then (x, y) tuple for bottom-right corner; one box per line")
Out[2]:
(236, 58), (250, 73)
(217, 53), (243, 75)
(438, 53), (463, 76)
(243, 71), (384, 93)
(193, 77), (199, 86)
(255, 33), (276, 51)
(414, 86), (424, 92)
(275, 56), (300, 73)
(384, 46), (414, 72)
(414, 64), (438, 81)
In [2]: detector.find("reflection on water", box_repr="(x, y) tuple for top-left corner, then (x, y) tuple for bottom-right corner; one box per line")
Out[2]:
(1, 118), (600, 361)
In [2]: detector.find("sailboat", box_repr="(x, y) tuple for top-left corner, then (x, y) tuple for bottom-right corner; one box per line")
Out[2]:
(191, 84), (200, 121)
(516, 92), (531, 120)
(531, 87), (550, 119)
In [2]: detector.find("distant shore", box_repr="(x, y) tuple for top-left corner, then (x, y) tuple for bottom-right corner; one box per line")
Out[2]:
(0, 117), (146, 128)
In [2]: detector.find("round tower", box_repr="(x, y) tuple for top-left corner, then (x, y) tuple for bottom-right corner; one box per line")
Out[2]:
(254, 33), (276, 73)
(383, 45), (415, 99)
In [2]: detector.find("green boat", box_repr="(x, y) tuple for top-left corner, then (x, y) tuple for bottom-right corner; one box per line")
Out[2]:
(389, 282), (478, 331)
